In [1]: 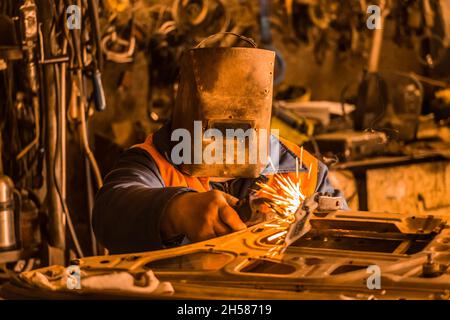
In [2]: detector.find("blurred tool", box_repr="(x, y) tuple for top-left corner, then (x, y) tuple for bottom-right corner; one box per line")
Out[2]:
(275, 100), (355, 127)
(88, 0), (107, 112)
(92, 70), (107, 112)
(172, 0), (230, 40)
(354, 0), (389, 132)
(379, 71), (424, 141)
(0, 175), (17, 250)
(0, 14), (22, 62)
(414, 0), (445, 68)
(314, 130), (388, 162)
(102, 25), (136, 63)
(432, 88), (450, 121)
(16, 0), (40, 161)
(19, 190), (41, 250)
(422, 253), (447, 278)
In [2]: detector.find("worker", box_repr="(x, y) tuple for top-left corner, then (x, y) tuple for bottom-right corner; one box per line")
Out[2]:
(92, 45), (347, 254)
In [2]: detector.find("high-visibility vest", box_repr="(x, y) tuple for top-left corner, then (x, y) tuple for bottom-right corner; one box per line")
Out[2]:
(134, 134), (318, 197)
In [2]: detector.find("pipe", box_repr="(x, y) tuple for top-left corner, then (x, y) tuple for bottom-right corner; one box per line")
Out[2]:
(60, 40), (67, 203)
(42, 15), (65, 250)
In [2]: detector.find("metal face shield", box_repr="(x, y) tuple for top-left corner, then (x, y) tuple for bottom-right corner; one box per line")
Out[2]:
(171, 45), (275, 178)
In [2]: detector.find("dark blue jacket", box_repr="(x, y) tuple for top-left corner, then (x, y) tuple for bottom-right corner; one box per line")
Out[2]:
(92, 124), (346, 254)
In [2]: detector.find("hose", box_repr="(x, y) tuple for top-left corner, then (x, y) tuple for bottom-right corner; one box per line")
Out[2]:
(76, 72), (104, 190)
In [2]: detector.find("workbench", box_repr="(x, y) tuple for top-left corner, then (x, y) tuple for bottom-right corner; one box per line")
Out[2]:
(330, 149), (450, 216)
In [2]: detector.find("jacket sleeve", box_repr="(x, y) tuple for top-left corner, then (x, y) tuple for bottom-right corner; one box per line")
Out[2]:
(92, 147), (192, 254)
(315, 161), (350, 210)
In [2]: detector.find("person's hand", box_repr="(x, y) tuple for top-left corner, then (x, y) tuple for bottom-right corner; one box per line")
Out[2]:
(161, 190), (247, 242)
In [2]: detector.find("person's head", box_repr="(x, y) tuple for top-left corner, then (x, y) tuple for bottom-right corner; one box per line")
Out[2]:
(170, 45), (276, 178)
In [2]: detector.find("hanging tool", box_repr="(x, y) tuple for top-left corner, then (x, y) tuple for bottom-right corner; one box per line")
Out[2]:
(16, 0), (40, 161)
(101, 26), (136, 63)
(87, 0), (106, 112)
(0, 175), (17, 250)
(414, 0), (445, 68)
(354, 0), (390, 131)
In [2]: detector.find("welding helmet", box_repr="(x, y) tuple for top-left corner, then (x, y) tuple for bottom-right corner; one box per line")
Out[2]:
(171, 33), (276, 178)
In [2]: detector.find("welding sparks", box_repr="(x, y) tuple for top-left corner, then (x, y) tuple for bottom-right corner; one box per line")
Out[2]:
(256, 174), (305, 222)
(255, 159), (310, 257)
(255, 151), (312, 257)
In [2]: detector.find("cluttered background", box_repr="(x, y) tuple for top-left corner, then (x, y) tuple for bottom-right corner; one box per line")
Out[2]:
(1, 0), (450, 276)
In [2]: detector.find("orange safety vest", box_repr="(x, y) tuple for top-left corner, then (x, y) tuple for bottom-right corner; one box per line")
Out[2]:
(134, 134), (318, 197)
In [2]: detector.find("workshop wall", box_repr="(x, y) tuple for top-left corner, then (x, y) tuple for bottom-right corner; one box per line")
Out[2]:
(91, 0), (438, 152)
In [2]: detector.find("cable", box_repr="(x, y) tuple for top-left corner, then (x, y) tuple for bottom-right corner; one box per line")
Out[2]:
(77, 73), (103, 190)
(67, 0), (103, 189)
(87, 0), (104, 70)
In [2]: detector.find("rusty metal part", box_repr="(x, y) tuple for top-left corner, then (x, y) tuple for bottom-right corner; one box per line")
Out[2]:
(41, 13), (65, 251)
(9, 209), (450, 299)
(317, 194), (344, 211)
(422, 253), (448, 278)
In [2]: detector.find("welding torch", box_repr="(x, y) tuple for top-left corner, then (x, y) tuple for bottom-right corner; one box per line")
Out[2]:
(233, 192), (344, 226)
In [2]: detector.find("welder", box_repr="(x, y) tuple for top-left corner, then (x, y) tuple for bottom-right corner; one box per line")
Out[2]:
(92, 42), (347, 254)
